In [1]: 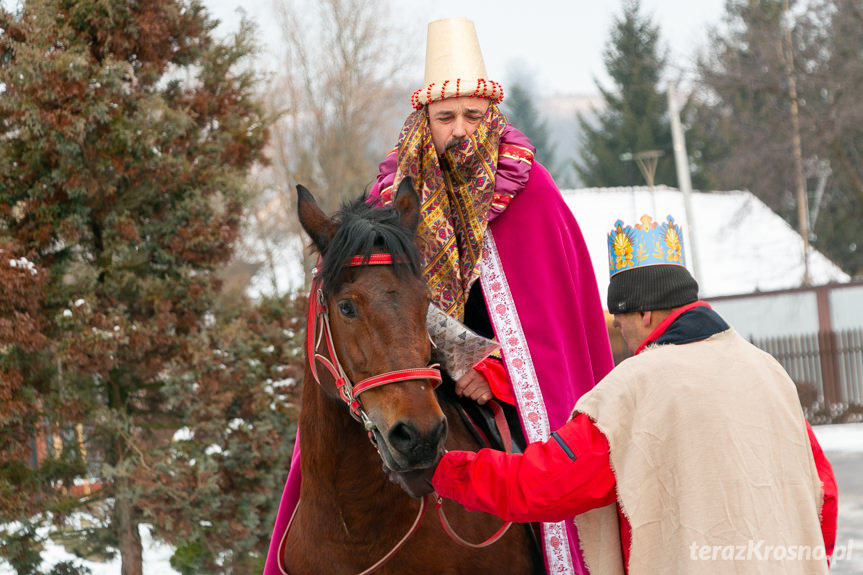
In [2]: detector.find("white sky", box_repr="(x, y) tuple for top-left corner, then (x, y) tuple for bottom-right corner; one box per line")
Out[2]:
(204, 0), (727, 96)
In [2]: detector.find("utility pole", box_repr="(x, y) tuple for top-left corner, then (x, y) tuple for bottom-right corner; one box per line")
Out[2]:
(667, 82), (702, 288)
(782, 0), (811, 286)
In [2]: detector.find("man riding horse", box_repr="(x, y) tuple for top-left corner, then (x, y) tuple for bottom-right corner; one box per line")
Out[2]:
(264, 18), (612, 575)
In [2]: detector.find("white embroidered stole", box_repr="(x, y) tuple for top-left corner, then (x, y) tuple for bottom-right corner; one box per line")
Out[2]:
(481, 229), (576, 575)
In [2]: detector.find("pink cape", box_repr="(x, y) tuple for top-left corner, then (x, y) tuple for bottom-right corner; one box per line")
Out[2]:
(263, 130), (613, 575)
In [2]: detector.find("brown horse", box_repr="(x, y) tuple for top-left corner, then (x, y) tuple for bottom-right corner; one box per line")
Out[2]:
(280, 179), (543, 574)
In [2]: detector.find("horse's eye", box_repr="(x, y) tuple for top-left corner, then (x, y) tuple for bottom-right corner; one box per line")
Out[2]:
(337, 300), (357, 318)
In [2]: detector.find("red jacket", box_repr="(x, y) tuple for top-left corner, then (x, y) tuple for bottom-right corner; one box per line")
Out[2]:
(433, 413), (838, 569)
(435, 303), (838, 569)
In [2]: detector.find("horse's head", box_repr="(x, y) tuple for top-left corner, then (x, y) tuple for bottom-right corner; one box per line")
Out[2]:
(297, 179), (447, 472)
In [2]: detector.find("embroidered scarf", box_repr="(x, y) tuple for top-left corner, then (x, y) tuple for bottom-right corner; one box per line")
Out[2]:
(386, 104), (505, 320)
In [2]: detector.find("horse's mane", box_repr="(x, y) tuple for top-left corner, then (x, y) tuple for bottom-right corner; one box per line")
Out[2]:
(318, 195), (422, 295)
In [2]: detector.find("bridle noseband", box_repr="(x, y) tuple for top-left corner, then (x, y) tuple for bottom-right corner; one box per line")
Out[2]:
(306, 253), (442, 432)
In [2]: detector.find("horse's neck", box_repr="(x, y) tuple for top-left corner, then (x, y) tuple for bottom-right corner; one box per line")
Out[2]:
(298, 369), (395, 516)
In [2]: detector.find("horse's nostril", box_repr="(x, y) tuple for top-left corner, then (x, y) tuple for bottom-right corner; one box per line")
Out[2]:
(388, 421), (418, 454)
(387, 418), (447, 462)
(431, 418), (447, 444)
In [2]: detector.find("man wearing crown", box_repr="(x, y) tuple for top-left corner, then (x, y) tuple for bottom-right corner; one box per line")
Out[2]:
(387, 215), (838, 574)
(263, 18), (614, 575)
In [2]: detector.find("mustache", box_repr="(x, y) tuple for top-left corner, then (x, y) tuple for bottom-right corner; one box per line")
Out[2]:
(445, 136), (467, 151)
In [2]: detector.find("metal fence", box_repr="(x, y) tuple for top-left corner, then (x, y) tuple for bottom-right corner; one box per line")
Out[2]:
(751, 329), (863, 422)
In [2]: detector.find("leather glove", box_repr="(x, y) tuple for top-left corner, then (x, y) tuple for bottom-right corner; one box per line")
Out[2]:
(382, 462), (437, 499)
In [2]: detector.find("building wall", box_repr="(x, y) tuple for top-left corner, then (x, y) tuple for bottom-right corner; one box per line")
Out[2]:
(707, 281), (863, 339)
(710, 292), (819, 339)
(831, 284), (863, 331)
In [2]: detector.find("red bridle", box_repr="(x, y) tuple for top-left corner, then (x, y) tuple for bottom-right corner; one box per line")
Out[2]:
(306, 253), (442, 429)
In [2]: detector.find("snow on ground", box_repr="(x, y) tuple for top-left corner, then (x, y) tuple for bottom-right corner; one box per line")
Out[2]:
(814, 423), (863, 574)
(813, 422), (863, 453)
(0, 524), (179, 575)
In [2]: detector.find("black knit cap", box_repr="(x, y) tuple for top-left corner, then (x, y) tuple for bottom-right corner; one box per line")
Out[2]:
(607, 264), (699, 313)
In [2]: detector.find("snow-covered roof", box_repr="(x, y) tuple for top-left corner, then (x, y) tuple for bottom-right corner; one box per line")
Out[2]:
(561, 186), (850, 303)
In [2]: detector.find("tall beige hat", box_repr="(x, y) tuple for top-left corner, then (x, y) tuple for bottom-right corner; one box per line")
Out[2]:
(410, 18), (504, 110)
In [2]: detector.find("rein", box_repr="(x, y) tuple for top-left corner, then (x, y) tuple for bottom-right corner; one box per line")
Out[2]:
(306, 253), (442, 430)
(435, 495), (513, 548)
(278, 493), (430, 575)
(433, 399), (515, 549)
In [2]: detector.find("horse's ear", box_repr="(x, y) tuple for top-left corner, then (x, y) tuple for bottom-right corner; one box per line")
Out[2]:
(297, 184), (337, 253)
(393, 178), (421, 234)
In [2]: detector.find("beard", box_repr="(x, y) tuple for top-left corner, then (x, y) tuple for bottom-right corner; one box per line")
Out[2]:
(440, 136), (478, 176)
(445, 136), (466, 151)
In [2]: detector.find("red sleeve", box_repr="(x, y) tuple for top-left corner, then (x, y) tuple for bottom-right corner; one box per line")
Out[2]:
(473, 357), (516, 405)
(805, 421), (838, 560)
(432, 413), (616, 522)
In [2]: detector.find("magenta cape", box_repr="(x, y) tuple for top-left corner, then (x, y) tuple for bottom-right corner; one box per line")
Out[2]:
(263, 136), (613, 575)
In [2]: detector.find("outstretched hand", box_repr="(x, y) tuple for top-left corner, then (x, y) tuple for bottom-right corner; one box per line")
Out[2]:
(383, 462), (438, 499)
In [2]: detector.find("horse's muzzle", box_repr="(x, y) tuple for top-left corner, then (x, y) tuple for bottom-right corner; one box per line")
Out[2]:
(382, 417), (447, 470)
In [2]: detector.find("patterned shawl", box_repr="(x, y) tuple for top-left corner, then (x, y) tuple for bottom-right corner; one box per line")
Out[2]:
(374, 104), (509, 320)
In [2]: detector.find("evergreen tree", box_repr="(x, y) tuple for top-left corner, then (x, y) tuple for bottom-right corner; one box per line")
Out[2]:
(690, 0), (801, 203)
(501, 77), (557, 176)
(691, 0), (863, 276)
(574, 0), (676, 188)
(144, 293), (304, 574)
(0, 1), (284, 573)
(0, 239), (57, 521)
(810, 0), (863, 276)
